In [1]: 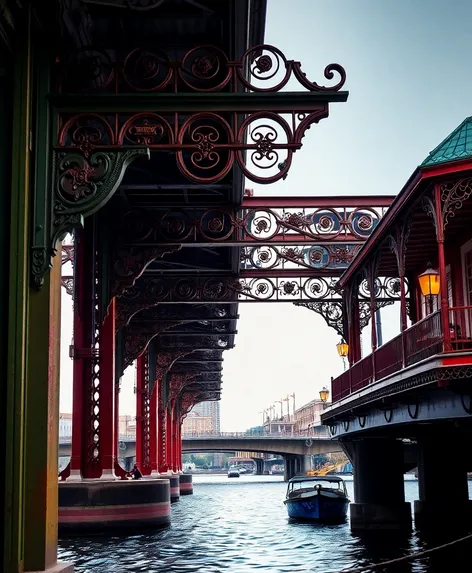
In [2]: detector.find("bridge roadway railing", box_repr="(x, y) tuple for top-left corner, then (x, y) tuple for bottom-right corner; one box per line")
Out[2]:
(58, 430), (330, 445)
(181, 430), (330, 439)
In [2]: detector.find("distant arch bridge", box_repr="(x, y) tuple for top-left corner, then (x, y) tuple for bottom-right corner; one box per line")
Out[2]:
(181, 433), (342, 456)
(58, 433), (341, 459)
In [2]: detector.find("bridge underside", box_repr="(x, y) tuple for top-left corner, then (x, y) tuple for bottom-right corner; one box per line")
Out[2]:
(1, 1), (406, 571)
(182, 437), (342, 457)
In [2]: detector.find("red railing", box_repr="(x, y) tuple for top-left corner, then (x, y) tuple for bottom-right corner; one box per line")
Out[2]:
(404, 311), (442, 366)
(331, 309), (455, 402)
(449, 306), (472, 351)
(374, 332), (403, 379)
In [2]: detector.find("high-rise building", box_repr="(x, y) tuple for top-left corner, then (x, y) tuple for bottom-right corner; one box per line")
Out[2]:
(187, 401), (220, 433)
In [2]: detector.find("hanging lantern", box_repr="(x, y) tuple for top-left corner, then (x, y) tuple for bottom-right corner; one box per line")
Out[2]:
(319, 386), (330, 403)
(418, 262), (440, 297)
(336, 339), (349, 358)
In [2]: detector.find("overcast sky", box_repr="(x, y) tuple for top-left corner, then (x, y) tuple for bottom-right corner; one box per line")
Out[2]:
(59, 0), (472, 431)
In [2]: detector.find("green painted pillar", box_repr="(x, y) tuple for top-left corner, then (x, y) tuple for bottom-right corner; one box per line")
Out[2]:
(3, 7), (72, 571)
(3, 11), (32, 572)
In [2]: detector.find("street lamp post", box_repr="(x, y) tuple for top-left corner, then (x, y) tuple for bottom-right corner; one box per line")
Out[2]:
(336, 339), (349, 371)
(418, 262), (440, 314)
(319, 386), (330, 409)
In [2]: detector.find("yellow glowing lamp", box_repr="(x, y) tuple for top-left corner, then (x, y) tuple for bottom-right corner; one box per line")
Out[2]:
(418, 263), (440, 297)
(336, 339), (349, 358)
(319, 386), (330, 403)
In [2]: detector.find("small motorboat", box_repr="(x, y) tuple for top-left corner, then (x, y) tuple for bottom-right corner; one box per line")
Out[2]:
(227, 468), (240, 478)
(284, 476), (349, 522)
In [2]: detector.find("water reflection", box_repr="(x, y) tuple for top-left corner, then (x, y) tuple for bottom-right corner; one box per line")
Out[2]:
(58, 476), (472, 573)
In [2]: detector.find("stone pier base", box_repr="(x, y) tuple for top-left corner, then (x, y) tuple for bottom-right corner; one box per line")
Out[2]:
(169, 474), (180, 502)
(58, 478), (170, 534)
(28, 563), (75, 573)
(179, 473), (193, 495)
(350, 502), (412, 531)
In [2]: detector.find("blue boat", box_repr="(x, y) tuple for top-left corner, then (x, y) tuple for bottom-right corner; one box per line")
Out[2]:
(284, 476), (349, 522)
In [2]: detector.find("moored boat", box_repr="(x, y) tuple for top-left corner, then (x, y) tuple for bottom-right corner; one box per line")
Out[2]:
(284, 476), (349, 522)
(228, 468), (240, 478)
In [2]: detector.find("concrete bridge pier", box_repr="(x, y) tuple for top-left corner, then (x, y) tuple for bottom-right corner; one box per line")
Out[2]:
(414, 434), (471, 527)
(284, 456), (296, 482)
(301, 454), (313, 474)
(350, 438), (411, 531)
(263, 460), (271, 475)
(253, 458), (264, 475)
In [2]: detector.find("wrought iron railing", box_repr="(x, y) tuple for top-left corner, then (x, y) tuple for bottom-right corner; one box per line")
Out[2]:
(332, 307), (472, 402)
(449, 306), (472, 350)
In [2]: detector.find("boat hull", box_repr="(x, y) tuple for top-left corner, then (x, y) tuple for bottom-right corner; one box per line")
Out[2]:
(284, 493), (348, 522)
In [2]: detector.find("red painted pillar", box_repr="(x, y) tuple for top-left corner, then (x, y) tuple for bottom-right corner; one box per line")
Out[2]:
(136, 350), (156, 476)
(175, 403), (182, 471)
(99, 297), (116, 478)
(166, 404), (174, 472)
(149, 384), (158, 476)
(136, 356), (145, 470)
(158, 379), (168, 473)
(434, 183), (452, 352)
(66, 229), (91, 480)
(171, 405), (178, 472)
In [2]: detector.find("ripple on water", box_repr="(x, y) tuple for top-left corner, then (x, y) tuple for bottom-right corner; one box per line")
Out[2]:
(58, 476), (472, 573)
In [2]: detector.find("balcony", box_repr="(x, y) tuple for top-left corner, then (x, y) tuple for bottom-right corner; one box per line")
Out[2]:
(331, 306), (472, 402)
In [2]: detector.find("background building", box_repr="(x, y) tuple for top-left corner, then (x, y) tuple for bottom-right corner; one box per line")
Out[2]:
(59, 414), (72, 439)
(182, 401), (220, 435)
(293, 399), (330, 436)
(58, 414), (136, 439)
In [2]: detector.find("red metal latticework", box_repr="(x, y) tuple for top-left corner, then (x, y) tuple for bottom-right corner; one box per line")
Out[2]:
(86, 237), (102, 475)
(157, 378), (167, 473)
(115, 201), (389, 246)
(135, 353), (151, 474)
(122, 320), (183, 373)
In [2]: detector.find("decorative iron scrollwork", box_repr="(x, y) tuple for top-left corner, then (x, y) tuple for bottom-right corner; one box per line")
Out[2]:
(294, 299), (394, 336)
(32, 147), (149, 288)
(122, 321), (181, 373)
(122, 274), (342, 303)
(294, 301), (344, 337)
(115, 204), (387, 246)
(111, 245), (182, 297)
(155, 350), (196, 382)
(240, 244), (361, 272)
(440, 177), (472, 228)
(57, 44), (346, 95)
(358, 276), (408, 300)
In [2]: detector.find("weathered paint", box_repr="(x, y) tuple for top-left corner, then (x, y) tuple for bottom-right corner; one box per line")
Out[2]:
(23, 30), (62, 568)
(4, 10), (32, 573)
(25, 258), (62, 571)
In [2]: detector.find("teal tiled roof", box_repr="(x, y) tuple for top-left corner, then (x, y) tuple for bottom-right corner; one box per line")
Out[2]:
(421, 117), (472, 167)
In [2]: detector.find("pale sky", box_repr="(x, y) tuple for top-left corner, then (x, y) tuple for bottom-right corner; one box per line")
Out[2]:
(60, 0), (472, 431)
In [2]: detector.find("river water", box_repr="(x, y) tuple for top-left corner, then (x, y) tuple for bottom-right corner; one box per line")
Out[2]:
(58, 475), (472, 573)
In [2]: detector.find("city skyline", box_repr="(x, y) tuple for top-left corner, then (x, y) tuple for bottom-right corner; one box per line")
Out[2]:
(59, 0), (472, 430)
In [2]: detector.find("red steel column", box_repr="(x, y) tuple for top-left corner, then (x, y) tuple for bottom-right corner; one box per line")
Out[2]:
(66, 229), (87, 480)
(434, 183), (452, 352)
(166, 404), (174, 472)
(136, 351), (155, 475)
(66, 225), (96, 480)
(175, 402), (182, 471)
(98, 297), (116, 477)
(149, 381), (159, 476)
(171, 404), (178, 472)
(158, 379), (168, 473)
(135, 356), (145, 470)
